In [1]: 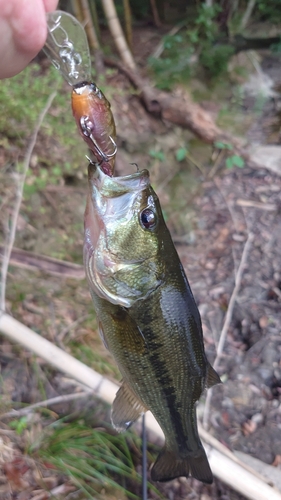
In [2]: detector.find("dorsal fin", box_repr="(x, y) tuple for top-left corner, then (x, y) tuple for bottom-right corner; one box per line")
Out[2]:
(111, 380), (147, 432)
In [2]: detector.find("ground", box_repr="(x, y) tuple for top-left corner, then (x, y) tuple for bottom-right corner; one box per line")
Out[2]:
(0, 24), (281, 500)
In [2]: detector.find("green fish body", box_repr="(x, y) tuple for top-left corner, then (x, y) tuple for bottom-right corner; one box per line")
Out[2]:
(84, 163), (220, 483)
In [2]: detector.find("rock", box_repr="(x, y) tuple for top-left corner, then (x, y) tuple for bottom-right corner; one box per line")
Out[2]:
(250, 146), (281, 175)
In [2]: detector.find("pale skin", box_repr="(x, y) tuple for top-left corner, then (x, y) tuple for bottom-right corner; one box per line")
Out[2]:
(0, 0), (58, 79)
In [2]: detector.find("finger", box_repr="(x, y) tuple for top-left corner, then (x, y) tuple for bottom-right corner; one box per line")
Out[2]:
(43, 0), (59, 13)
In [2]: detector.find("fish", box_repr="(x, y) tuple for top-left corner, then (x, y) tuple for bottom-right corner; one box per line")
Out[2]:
(72, 81), (116, 176)
(84, 161), (221, 484)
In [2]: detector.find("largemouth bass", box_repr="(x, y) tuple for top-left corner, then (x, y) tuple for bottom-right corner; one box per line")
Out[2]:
(72, 81), (116, 176)
(84, 162), (221, 483)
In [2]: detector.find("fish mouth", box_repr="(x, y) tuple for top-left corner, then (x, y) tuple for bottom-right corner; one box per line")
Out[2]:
(84, 162), (160, 307)
(88, 161), (150, 198)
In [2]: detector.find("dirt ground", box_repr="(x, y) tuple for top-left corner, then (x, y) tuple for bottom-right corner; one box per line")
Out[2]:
(0, 25), (281, 500)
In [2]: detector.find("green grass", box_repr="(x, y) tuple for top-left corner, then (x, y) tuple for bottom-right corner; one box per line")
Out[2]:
(71, 342), (121, 379)
(0, 62), (87, 183)
(30, 419), (163, 500)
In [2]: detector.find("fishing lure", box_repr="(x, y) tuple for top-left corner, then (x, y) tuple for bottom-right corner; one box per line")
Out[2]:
(43, 11), (117, 175)
(72, 81), (117, 176)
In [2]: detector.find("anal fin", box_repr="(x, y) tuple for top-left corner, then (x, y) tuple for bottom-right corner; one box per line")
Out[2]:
(111, 381), (147, 432)
(206, 362), (221, 388)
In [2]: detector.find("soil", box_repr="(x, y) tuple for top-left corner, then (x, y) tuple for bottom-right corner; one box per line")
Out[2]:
(0, 24), (281, 500)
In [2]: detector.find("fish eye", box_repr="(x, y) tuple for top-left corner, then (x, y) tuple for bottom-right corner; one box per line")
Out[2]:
(140, 208), (157, 230)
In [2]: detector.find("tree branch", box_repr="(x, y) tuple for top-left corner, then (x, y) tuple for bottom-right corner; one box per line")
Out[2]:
(0, 92), (56, 312)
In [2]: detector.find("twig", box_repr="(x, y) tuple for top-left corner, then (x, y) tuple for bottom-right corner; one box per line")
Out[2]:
(32, 482), (74, 500)
(0, 92), (57, 312)
(214, 177), (243, 235)
(0, 313), (119, 405)
(1, 391), (93, 419)
(56, 313), (90, 345)
(203, 232), (254, 428)
(208, 149), (225, 178)
(0, 312), (281, 500)
(0, 245), (85, 279)
(151, 23), (184, 58)
(236, 199), (276, 211)
(214, 231), (254, 366)
(142, 414), (148, 500)
(240, 0), (256, 30)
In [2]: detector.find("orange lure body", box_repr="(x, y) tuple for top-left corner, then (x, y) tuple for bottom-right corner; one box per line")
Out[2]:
(72, 81), (116, 176)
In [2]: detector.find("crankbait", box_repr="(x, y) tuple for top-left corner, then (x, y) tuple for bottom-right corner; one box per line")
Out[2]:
(43, 11), (117, 175)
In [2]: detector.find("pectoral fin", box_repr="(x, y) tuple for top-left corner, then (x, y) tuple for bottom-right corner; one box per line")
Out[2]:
(111, 381), (147, 432)
(206, 362), (221, 388)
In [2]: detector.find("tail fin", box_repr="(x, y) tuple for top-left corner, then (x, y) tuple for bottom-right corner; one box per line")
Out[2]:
(151, 446), (213, 484)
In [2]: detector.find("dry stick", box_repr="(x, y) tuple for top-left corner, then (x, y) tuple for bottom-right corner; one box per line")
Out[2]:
(203, 232), (254, 429)
(0, 313), (119, 406)
(101, 0), (136, 69)
(240, 0), (256, 30)
(1, 313), (281, 500)
(1, 391), (93, 419)
(0, 92), (57, 312)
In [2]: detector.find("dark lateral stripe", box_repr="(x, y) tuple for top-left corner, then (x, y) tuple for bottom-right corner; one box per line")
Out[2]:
(144, 329), (188, 453)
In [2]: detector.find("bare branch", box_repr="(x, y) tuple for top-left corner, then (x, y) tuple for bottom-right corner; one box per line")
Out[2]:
(240, 0), (256, 30)
(203, 232), (254, 428)
(214, 231), (254, 367)
(0, 92), (57, 312)
(1, 391), (93, 419)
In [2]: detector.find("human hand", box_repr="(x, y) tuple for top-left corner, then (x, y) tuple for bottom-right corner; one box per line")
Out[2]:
(0, 0), (58, 79)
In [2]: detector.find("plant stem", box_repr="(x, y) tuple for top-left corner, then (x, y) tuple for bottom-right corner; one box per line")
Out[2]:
(0, 92), (56, 312)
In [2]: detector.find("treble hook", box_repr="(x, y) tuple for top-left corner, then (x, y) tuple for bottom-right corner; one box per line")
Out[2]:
(80, 115), (117, 163)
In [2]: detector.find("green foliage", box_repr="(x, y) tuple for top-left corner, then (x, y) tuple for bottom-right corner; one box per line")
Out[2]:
(214, 142), (244, 169)
(0, 64), (60, 139)
(148, 3), (235, 89)
(0, 63), (86, 180)
(199, 44), (235, 77)
(9, 416), (28, 435)
(214, 141), (233, 150)
(36, 420), (163, 499)
(175, 147), (188, 162)
(148, 34), (194, 90)
(256, 0), (281, 23)
(148, 149), (166, 161)
(226, 154), (245, 169)
(71, 342), (120, 379)
(191, 4), (234, 77)
(192, 3), (221, 41)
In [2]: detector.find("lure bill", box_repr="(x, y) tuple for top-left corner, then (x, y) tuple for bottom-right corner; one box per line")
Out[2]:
(84, 162), (221, 484)
(43, 10), (91, 85)
(72, 81), (117, 176)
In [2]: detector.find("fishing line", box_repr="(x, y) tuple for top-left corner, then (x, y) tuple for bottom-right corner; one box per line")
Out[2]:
(142, 414), (148, 500)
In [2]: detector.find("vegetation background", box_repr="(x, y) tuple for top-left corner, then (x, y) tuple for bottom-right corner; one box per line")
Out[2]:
(0, 1), (281, 499)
